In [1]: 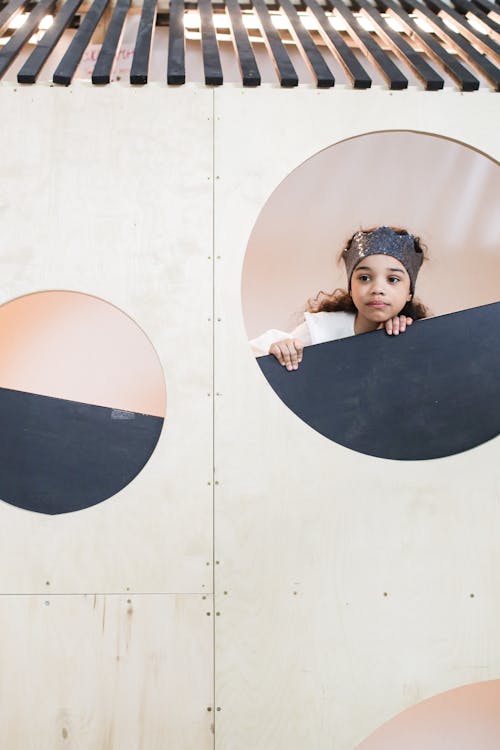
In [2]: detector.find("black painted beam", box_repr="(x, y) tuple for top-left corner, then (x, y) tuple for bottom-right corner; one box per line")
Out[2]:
(167, 0), (186, 84)
(0, 0), (54, 79)
(354, 0), (444, 90)
(52, 0), (110, 85)
(225, 0), (261, 86)
(471, 0), (500, 15)
(198, 0), (223, 85)
(279, 0), (335, 87)
(380, 0), (480, 90)
(130, 0), (157, 84)
(326, 0), (408, 89)
(450, 0), (500, 38)
(17, 0), (83, 84)
(424, 0), (500, 59)
(0, 0), (24, 37)
(252, 0), (298, 86)
(92, 0), (130, 84)
(258, 303), (500, 461)
(410, 0), (500, 89)
(305, 0), (372, 87)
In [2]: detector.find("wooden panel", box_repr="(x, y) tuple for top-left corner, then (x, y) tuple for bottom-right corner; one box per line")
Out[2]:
(258, 304), (500, 461)
(0, 387), (163, 514)
(0, 594), (213, 748)
(0, 84), (213, 594)
(212, 86), (500, 750)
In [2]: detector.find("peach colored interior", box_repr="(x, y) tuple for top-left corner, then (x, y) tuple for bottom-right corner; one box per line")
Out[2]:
(0, 291), (165, 417)
(242, 131), (500, 339)
(357, 680), (500, 749)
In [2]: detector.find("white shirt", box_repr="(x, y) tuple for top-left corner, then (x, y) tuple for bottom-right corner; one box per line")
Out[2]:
(250, 311), (356, 357)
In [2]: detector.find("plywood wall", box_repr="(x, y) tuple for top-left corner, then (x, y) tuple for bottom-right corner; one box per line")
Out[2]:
(0, 82), (498, 749)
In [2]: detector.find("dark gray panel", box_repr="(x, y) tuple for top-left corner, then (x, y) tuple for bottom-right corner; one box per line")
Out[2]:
(258, 303), (500, 461)
(0, 388), (163, 514)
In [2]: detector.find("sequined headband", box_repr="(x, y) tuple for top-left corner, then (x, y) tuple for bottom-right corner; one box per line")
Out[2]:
(343, 227), (423, 294)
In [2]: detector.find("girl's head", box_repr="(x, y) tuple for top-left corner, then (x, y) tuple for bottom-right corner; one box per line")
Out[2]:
(308, 226), (428, 321)
(343, 226), (424, 294)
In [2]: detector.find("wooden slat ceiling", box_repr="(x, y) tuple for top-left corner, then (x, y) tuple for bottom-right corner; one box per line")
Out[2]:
(0, 0), (499, 88)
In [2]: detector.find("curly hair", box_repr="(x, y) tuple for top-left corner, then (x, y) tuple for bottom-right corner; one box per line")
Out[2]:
(307, 227), (430, 319)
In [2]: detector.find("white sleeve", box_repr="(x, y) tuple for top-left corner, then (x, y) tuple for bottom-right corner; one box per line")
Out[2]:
(249, 321), (312, 357)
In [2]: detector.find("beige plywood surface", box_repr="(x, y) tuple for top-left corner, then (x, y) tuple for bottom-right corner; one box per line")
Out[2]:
(212, 87), (500, 749)
(0, 594), (214, 749)
(0, 84), (213, 594)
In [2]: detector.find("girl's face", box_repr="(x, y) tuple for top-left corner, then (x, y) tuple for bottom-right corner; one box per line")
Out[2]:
(350, 254), (412, 327)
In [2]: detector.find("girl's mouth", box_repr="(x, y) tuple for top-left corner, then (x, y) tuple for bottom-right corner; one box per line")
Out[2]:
(368, 301), (388, 308)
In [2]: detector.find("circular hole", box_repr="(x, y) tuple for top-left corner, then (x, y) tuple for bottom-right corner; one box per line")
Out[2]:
(243, 131), (500, 460)
(0, 290), (166, 514)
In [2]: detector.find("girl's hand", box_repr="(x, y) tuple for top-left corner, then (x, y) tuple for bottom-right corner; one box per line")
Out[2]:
(269, 338), (304, 370)
(379, 315), (413, 335)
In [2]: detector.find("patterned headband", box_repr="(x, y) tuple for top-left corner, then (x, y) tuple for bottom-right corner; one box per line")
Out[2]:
(343, 227), (423, 293)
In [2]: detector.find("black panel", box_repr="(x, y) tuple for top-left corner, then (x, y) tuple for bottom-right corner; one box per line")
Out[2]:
(167, 0), (186, 84)
(0, 389), (163, 514)
(92, 0), (130, 84)
(258, 304), (500, 461)
(17, 0), (83, 84)
(130, 0), (157, 85)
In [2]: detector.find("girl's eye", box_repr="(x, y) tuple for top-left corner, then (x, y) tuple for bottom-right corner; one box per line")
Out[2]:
(388, 276), (400, 284)
(358, 274), (370, 282)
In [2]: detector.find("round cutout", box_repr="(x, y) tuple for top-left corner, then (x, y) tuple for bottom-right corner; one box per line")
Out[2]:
(243, 131), (500, 460)
(0, 291), (166, 514)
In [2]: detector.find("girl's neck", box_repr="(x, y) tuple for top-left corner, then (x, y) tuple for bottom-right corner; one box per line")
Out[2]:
(354, 313), (379, 335)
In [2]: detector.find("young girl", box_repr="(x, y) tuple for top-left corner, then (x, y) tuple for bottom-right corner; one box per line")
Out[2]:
(250, 226), (429, 370)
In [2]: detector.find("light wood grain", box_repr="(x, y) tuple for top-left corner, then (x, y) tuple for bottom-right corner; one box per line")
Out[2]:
(0, 594), (213, 749)
(0, 84), (213, 594)
(212, 86), (500, 750)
